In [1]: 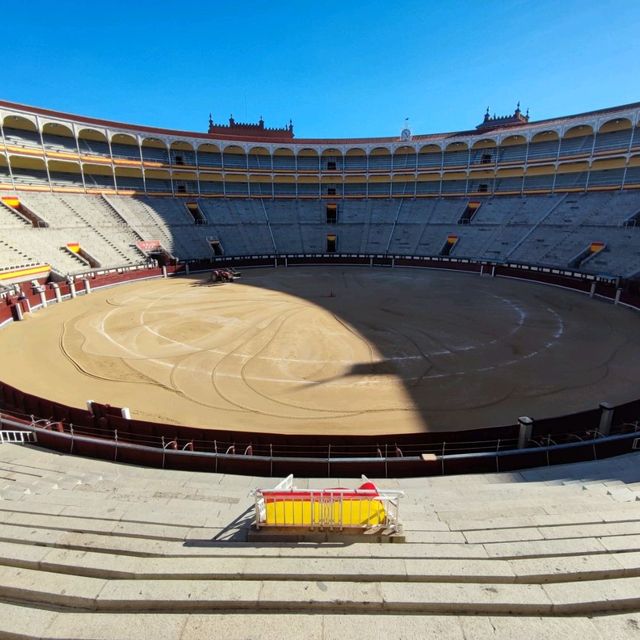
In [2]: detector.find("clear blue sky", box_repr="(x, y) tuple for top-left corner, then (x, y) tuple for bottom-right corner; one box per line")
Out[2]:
(1, 0), (638, 138)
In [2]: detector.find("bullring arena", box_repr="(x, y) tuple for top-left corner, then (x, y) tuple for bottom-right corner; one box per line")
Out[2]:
(2, 267), (640, 436)
(1, 90), (640, 638)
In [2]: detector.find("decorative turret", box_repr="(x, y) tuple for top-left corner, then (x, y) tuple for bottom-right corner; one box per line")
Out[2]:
(477, 103), (530, 130)
(207, 113), (294, 139)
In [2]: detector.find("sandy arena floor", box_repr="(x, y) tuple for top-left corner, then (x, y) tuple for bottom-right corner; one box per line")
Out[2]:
(1, 267), (640, 435)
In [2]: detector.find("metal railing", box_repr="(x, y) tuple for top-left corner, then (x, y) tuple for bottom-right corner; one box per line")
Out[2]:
(0, 412), (639, 478)
(0, 429), (37, 444)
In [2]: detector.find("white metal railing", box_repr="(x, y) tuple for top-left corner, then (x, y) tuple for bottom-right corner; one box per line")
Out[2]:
(252, 474), (404, 533)
(0, 430), (37, 444)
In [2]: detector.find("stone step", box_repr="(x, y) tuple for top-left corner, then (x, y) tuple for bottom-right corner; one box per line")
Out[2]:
(463, 521), (640, 544)
(0, 507), (456, 544)
(0, 522), (486, 559)
(444, 505), (640, 531)
(1, 565), (640, 615)
(2, 521), (640, 561)
(434, 498), (640, 523)
(1, 509), (222, 541)
(2, 601), (637, 640)
(5, 505), (640, 548)
(2, 478), (250, 506)
(0, 539), (639, 584)
(4, 483), (628, 530)
(0, 498), (450, 535)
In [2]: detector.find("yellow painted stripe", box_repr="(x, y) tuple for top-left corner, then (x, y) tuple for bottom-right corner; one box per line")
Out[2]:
(80, 154), (111, 164)
(5, 145), (44, 157)
(113, 159), (142, 166)
(45, 150), (79, 160)
(0, 264), (50, 280)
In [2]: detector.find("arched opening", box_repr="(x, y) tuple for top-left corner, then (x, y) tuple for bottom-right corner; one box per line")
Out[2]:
(528, 131), (560, 162)
(47, 159), (83, 188)
(172, 170), (198, 195)
(83, 162), (115, 190)
(470, 138), (497, 165)
(78, 128), (110, 157)
(273, 174), (296, 196)
(415, 172), (440, 195)
(0, 154), (11, 186)
(198, 171), (224, 195)
(343, 174), (367, 196)
(141, 137), (170, 164)
(272, 147), (295, 171)
(111, 133), (140, 161)
(222, 144), (247, 170)
(588, 157), (626, 189)
(554, 160), (589, 191)
(321, 172), (342, 197)
(9, 155), (48, 187)
(368, 173), (391, 196)
(417, 144), (442, 169)
(344, 148), (366, 171)
(467, 168), (495, 195)
(249, 173), (272, 197)
(595, 118), (633, 153)
(440, 170), (467, 194)
(42, 122), (76, 153)
(559, 124), (594, 158)
(368, 147), (392, 171)
(633, 123), (640, 151)
(114, 167), (144, 193)
(443, 142), (468, 168)
(523, 164), (556, 192)
(248, 146), (271, 170)
(392, 146), (417, 170)
(197, 143), (222, 168)
(297, 174), (320, 197)
(321, 148), (342, 172)
(170, 141), (196, 167)
(2, 114), (40, 147)
(624, 154), (640, 188)
(144, 168), (172, 193)
(391, 173), (415, 196)
(297, 148), (320, 172)
(224, 172), (249, 196)
(494, 167), (525, 193)
(498, 134), (527, 164)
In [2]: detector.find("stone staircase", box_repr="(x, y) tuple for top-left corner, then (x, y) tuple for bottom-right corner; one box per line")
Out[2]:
(56, 197), (137, 265)
(0, 199), (32, 228)
(0, 445), (639, 638)
(0, 237), (34, 267)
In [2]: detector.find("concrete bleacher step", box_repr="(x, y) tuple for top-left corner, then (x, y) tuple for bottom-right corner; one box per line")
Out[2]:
(2, 604), (638, 640)
(6, 506), (640, 548)
(2, 446), (640, 636)
(1, 538), (640, 584)
(2, 517), (640, 562)
(444, 506), (640, 531)
(1, 564), (640, 615)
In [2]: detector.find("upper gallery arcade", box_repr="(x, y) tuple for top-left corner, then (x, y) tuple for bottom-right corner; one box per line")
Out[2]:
(0, 99), (639, 198)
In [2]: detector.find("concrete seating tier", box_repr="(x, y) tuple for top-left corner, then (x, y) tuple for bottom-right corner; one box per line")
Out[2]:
(2, 191), (640, 276)
(0, 445), (639, 638)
